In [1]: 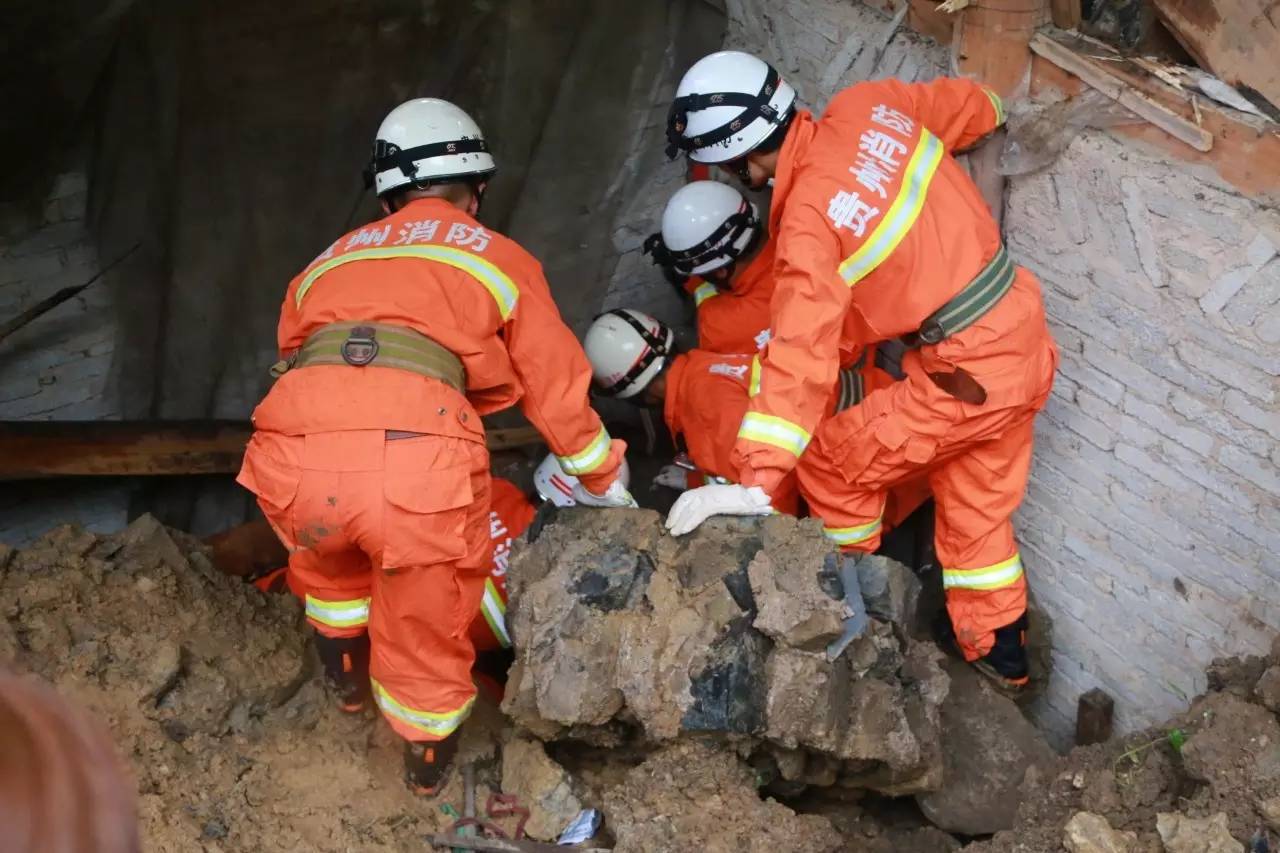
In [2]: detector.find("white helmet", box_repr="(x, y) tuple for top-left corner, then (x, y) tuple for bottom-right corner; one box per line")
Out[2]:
(533, 453), (631, 507)
(364, 98), (496, 197)
(665, 51), (797, 164)
(643, 181), (761, 277)
(583, 309), (675, 400)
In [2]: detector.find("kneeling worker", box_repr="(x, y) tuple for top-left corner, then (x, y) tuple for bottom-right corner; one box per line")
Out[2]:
(237, 98), (633, 795)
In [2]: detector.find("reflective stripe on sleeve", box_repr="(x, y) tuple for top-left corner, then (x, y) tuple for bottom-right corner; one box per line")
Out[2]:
(983, 88), (1006, 126)
(693, 282), (719, 308)
(479, 578), (511, 648)
(837, 130), (944, 287)
(304, 594), (370, 629)
(823, 516), (883, 547)
(737, 412), (812, 458)
(748, 355), (762, 398)
(557, 427), (612, 476)
(942, 552), (1024, 591)
(370, 678), (475, 738)
(295, 246), (520, 320)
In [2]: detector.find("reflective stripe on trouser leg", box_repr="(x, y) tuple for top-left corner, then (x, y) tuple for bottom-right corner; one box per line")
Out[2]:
(557, 427), (613, 476)
(479, 578), (510, 648)
(823, 514), (883, 548)
(304, 594), (371, 629)
(370, 678), (475, 740)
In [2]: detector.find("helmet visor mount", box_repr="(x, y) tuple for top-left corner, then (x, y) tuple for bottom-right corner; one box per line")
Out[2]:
(592, 310), (674, 399)
(363, 137), (495, 195)
(665, 63), (785, 162)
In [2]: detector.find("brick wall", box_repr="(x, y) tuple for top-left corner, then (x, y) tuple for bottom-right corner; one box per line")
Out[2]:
(0, 168), (131, 544)
(719, 0), (1279, 744)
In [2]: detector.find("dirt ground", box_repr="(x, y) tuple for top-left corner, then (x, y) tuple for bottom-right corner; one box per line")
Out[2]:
(0, 518), (509, 852)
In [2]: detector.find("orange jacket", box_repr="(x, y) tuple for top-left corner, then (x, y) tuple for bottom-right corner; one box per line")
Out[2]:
(731, 78), (1014, 493)
(252, 197), (624, 493)
(682, 238), (778, 353)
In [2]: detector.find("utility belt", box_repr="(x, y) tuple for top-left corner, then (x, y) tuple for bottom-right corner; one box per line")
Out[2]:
(834, 350), (869, 413)
(270, 321), (465, 393)
(901, 244), (1016, 349)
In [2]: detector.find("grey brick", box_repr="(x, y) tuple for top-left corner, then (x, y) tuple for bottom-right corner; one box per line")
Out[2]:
(1223, 389), (1280, 439)
(1059, 349), (1126, 405)
(1081, 340), (1173, 404)
(1158, 439), (1255, 508)
(0, 248), (64, 282)
(51, 172), (88, 198)
(1175, 339), (1275, 404)
(1169, 389), (1271, 456)
(1122, 394), (1215, 455)
(1217, 444), (1280, 496)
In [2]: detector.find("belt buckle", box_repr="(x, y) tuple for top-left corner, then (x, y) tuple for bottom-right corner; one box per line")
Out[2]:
(917, 319), (946, 346)
(342, 326), (379, 366)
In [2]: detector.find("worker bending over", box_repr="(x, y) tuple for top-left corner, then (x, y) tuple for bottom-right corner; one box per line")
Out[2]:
(237, 98), (633, 795)
(584, 308), (926, 526)
(662, 52), (1058, 691)
(645, 180), (775, 353)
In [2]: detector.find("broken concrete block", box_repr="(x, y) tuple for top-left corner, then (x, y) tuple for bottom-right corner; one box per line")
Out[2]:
(503, 509), (947, 795)
(1253, 665), (1280, 713)
(1155, 812), (1238, 853)
(916, 661), (1056, 835)
(1259, 795), (1280, 832)
(602, 740), (843, 853)
(500, 735), (584, 842)
(1063, 811), (1139, 853)
(1181, 692), (1280, 791)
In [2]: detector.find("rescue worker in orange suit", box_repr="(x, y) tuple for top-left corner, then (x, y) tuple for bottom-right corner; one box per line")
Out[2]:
(237, 98), (634, 795)
(661, 52), (1058, 691)
(644, 180), (777, 354)
(584, 308), (928, 527)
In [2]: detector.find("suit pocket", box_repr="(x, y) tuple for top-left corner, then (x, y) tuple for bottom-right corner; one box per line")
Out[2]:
(381, 442), (475, 570)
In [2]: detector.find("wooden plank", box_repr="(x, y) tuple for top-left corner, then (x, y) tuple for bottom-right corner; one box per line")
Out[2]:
(1075, 687), (1115, 745)
(955, 0), (1049, 98)
(1031, 54), (1280, 202)
(0, 422), (547, 480)
(1029, 33), (1214, 151)
(1151, 0), (1280, 110)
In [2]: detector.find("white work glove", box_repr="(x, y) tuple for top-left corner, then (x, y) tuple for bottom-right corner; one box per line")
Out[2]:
(572, 478), (638, 509)
(664, 484), (771, 537)
(652, 464), (690, 491)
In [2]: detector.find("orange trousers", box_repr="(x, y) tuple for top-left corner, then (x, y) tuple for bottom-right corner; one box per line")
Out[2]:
(237, 428), (491, 743)
(797, 345), (1053, 661)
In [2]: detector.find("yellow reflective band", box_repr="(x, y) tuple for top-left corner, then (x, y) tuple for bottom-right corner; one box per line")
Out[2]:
(304, 594), (370, 629)
(693, 282), (719, 308)
(558, 427), (612, 475)
(942, 552), (1025, 591)
(480, 578), (510, 648)
(837, 130), (944, 287)
(370, 678), (475, 738)
(748, 355), (762, 398)
(983, 88), (1006, 126)
(295, 245), (519, 320)
(737, 412), (812, 458)
(823, 516), (883, 546)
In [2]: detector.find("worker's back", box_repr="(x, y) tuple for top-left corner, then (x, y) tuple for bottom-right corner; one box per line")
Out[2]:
(254, 196), (537, 437)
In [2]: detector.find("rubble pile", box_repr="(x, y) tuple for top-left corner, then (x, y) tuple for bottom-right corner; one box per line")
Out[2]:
(0, 517), (489, 852)
(970, 636), (1280, 853)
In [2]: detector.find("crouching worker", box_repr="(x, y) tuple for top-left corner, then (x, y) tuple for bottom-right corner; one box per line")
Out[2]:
(583, 309), (923, 522)
(237, 98), (633, 796)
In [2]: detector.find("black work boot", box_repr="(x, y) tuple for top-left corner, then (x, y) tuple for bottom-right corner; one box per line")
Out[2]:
(404, 731), (461, 797)
(972, 613), (1030, 696)
(314, 633), (371, 713)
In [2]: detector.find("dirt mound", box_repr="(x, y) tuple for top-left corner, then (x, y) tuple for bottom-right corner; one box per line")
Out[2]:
(0, 516), (501, 852)
(970, 636), (1280, 852)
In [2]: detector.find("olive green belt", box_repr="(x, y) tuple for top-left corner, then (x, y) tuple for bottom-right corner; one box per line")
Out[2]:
(902, 245), (1016, 348)
(270, 321), (465, 392)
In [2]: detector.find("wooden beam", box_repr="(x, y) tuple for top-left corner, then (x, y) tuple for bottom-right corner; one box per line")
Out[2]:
(0, 422), (547, 480)
(1030, 32), (1214, 151)
(1151, 0), (1280, 111)
(1030, 49), (1280, 203)
(954, 0), (1049, 99)
(1049, 0), (1080, 30)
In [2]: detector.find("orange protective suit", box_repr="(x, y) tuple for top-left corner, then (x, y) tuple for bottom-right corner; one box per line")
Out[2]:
(665, 348), (928, 522)
(730, 79), (1058, 661)
(683, 238), (778, 353)
(238, 197), (625, 743)
(468, 478), (536, 654)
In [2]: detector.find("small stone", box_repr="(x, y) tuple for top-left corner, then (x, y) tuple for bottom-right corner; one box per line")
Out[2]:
(1259, 795), (1280, 832)
(1156, 812), (1238, 853)
(1254, 666), (1280, 713)
(1072, 771), (1087, 789)
(1063, 811), (1138, 853)
(500, 735), (583, 842)
(136, 576), (157, 594)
